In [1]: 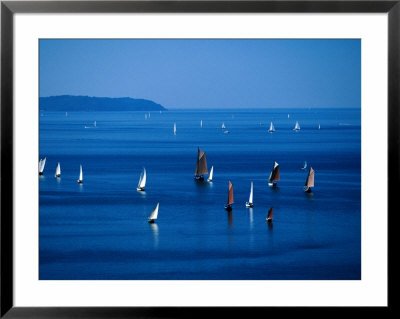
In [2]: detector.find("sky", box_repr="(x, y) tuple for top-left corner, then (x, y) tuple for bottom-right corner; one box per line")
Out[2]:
(39, 39), (360, 109)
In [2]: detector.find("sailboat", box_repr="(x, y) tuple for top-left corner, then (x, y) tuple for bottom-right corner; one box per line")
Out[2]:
(268, 161), (280, 187)
(137, 168), (147, 191)
(245, 181), (254, 207)
(293, 121), (300, 131)
(148, 202), (159, 223)
(94, 121), (97, 127)
(54, 162), (61, 178)
(173, 123), (177, 135)
(266, 207), (273, 222)
(222, 122), (226, 129)
(288, 114), (290, 118)
(38, 157), (46, 175)
(200, 120), (203, 128)
(318, 123), (321, 130)
(194, 147), (208, 181)
(301, 161), (307, 170)
(224, 180), (234, 211)
(268, 122), (275, 133)
(207, 165), (214, 182)
(77, 165), (83, 184)
(304, 167), (315, 193)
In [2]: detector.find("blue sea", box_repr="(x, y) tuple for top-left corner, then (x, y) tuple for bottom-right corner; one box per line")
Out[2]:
(39, 108), (361, 280)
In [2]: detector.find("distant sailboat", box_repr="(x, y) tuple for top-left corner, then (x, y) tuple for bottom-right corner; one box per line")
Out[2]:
(38, 157), (46, 175)
(288, 114), (290, 118)
(200, 120), (203, 128)
(137, 168), (147, 191)
(293, 121), (300, 131)
(194, 147), (208, 181)
(207, 166), (214, 182)
(222, 122), (226, 129)
(266, 207), (273, 222)
(301, 161), (307, 170)
(304, 167), (315, 193)
(268, 161), (280, 187)
(148, 202), (159, 223)
(77, 165), (83, 184)
(148, 113), (151, 119)
(94, 121), (97, 127)
(245, 181), (254, 207)
(318, 123), (321, 130)
(268, 122), (275, 133)
(173, 123), (177, 135)
(54, 162), (61, 178)
(224, 181), (234, 211)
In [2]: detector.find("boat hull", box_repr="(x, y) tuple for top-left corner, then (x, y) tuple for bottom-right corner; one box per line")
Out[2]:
(303, 186), (312, 193)
(39, 172), (43, 176)
(137, 187), (145, 191)
(224, 204), (232, 211)
(194, 175), (204, 181)
(266, 218), (273, 222)
(77, 180), (83, 184)
(55, 174), (60, 178)
(245, 202), (254, 207)
(148, 219), (155, 224)
(268, 182), (277, 187)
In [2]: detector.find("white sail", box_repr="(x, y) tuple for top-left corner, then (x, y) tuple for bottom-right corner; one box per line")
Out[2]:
(248, 181), (253, 204)
(207, 166), (214, 182)
(293, 121), (300, 130)
(148, 202), (159, 220)
(318, 123), (321, 130)
(94, 121), (96, 127)
(200, 120), (203, 128)
(288, 114), (290, 118)
(138, 168), (146, 189)
(268, 122), (275, 132)
(222, 122), (226, 129)
(302, 161), (307, 170)
(79, 165), (83, 181)
(55, 162), (61, 177)
(173, 123), (177, 135)
(39, 157), (46, 174)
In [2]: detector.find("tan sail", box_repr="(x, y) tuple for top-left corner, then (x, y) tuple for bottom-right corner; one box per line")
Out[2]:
(269, 162), (280, 182)
(195, 147), (208, 176)
(227, 181), (234, 205)
(305, 167), (315, 187)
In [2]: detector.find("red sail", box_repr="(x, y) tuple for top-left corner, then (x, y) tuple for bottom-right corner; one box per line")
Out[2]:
(305, 167), (315, 187)
(269, 162), (280, 182)
(227, 181), (234, 205)
(267, 207), (273, 220)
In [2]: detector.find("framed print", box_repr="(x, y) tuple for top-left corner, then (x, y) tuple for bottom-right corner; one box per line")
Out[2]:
(1, 0), (395, 317)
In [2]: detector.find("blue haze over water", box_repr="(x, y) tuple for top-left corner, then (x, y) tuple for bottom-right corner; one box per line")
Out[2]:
(39, 108), (361, 280)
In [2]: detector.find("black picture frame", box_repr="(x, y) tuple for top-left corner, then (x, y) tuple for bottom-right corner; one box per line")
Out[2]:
(1, 1), (395, 317)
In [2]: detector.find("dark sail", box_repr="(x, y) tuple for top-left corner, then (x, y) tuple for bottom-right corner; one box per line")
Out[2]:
(305, 167), (315, 187)
(195, 147), (208, 176)
(269, 162), (280, 182)
(227, 181), (234, 205)
(267, 207), (273, 220)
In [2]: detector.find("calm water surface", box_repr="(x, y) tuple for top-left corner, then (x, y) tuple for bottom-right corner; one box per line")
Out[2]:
(39, 108), (361, 280)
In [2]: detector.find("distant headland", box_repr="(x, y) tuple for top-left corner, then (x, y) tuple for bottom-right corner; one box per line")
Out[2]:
(39, 95), (167, 112)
